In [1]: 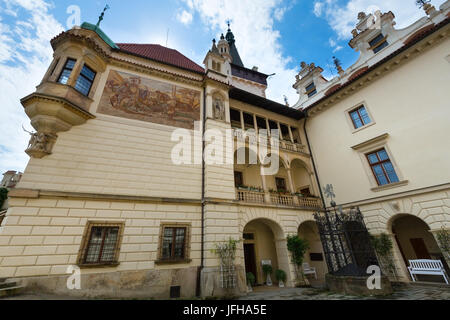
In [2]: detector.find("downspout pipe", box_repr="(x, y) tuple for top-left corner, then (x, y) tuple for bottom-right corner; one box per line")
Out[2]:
(196, 86), (207, 297)
(303, 112), (327, 209)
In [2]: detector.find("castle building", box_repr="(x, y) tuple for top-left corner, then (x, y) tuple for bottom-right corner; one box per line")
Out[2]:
(0, 2), (449, 298)
(293, 2), (450, 281)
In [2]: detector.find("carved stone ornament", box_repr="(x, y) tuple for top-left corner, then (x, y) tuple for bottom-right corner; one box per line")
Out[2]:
(25, 131), (57, 159)
(213, 98), (226, 121)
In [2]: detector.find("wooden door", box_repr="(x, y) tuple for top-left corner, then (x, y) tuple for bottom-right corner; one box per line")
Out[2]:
(244, 243), (257, 282)
(410, 238), (431, 259)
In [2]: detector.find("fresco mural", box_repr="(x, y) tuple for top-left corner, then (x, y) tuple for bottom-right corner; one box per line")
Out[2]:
(97, 70), (201, 129)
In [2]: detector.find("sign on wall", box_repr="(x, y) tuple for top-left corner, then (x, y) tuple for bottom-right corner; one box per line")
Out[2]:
(97, 70), (201, 129)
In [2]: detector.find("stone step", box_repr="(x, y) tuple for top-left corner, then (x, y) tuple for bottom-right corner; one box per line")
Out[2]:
(0, 286), (25, 298)
(0, 281), (17, 289)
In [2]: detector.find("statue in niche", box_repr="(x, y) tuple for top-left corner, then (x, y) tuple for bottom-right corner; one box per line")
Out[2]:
(213, 98), (226, 121)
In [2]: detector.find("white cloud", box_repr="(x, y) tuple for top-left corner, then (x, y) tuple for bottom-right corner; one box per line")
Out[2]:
(313, 0), (448, 40)
(177, 10), (194, 25)
(0, 0), (64, 174)
(180, 0), (299, 104)
(313, 2), (323, 17)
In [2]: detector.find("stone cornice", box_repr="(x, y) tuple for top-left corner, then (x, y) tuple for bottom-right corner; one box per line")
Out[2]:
(308, 21), (450, 117)
(8, 188), (201, 205)
(20, 92), (95, 120)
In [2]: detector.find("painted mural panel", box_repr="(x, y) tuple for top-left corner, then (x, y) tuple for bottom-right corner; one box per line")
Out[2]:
(97, 70), (200, 129)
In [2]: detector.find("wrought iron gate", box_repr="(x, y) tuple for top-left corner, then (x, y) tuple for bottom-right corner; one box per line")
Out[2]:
(314, 206), (380, 276)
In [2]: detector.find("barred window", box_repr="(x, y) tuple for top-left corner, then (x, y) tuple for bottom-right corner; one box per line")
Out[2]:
(78, 222), (124, 267)
(157, 224), (191, 264)
(369, 34), (389, 54)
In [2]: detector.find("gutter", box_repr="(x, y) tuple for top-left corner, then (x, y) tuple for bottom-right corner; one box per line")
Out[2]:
(196, 86), (207, 297)
(303, 112), (326, 209)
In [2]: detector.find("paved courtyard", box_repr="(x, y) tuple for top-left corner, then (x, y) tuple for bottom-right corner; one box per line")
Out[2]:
(2, 282), (449, 300)
(239, 283), (450, 300)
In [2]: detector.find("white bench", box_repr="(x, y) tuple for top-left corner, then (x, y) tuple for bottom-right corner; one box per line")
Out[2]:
(302, 263), (317, 279)
(408, 259), (449, 284)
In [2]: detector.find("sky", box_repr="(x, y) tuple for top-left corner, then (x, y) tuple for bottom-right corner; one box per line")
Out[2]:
(0, 0), (446, 174)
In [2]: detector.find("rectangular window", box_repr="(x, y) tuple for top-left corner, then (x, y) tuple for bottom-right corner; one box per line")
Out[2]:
(78, 222), (124, 266)
(367, 149), (399, 186)
(161, 226), (187, 261)
(234, 171), (244, 188)
(369, 34), (389, 54)
(57, 58), (76, 85)
(349, 105), (371, 129)
(275, 177), (287, 192)
(305, 82), (317, 98)
(75, 64), (96, 96)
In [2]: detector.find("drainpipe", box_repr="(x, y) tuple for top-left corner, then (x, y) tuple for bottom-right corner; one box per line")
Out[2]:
(303, 112), (326, 209)
(196, 86), (207, 297)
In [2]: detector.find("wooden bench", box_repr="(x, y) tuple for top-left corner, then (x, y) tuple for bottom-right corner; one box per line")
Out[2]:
(408, 259), (449, 284)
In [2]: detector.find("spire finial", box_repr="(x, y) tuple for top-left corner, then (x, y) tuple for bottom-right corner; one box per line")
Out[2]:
(226, 20), (231, 31)
(96, 4), (110, 27)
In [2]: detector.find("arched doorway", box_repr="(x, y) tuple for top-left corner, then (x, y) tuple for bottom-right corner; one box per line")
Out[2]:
(391, 214), (449, 282)
(298, 221), (328, 281)
(291, 159), (315, 197)
(243, 218), (289, 285)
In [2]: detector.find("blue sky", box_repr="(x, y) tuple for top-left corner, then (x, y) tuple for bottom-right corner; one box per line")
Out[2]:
(0, 0), (445, 174)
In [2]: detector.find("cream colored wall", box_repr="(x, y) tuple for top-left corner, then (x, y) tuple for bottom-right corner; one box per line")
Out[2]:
(393, 215), (441, 261)
(244, 220), (278, 284)
(298, 221), (327, 280)
(0, 197), (201, 278)
(306, 40), (450, 205)
(18, 65), (204, 200)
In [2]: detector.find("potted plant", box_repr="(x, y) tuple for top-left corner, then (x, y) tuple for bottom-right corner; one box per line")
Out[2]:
(275, 269), (287, 288)
(246, 272), (256, 292)
(262, 264), (273, 286)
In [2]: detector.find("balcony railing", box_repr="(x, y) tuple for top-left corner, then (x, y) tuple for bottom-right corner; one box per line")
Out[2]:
(233, 129), (308, 155)
(297, 196), (322, 209)
(270, 193), (294, 206)
(236, 189), (322, 209)
(236, 189), (265, 204)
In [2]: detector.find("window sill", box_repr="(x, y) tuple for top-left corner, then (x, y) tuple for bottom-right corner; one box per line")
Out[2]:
(155, 259), (192, 265)
(77, 262), (120, 269)
(351, 121), (376, 134)
(371, 180), (409, 192)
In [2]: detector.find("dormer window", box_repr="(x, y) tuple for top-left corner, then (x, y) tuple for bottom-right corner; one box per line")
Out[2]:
(369, 34), (388, 54)
(305, 82), (317, 98)
(75, 64), (96, 96)
(58, 58), (76, 85)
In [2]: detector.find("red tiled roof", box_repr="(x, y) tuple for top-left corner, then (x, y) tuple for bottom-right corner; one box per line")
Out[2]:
(404, 24), (435, 46)
(116, 43), (205, 74)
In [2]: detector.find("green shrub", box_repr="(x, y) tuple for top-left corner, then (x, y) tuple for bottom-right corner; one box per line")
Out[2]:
(262, 264), (273, 276)
(286, 235), (309, 267)
(246, 272), (256, 286)
(275, 269), (287, 282)
(0, 188), (8, 209)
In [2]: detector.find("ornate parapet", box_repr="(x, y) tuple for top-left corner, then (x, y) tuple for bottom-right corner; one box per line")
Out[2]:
(21, 92), (95, 158)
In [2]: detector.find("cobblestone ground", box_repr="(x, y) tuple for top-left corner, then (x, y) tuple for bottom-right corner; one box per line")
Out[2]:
(239, 283), (450, 300)
(2, 283), (449, 300)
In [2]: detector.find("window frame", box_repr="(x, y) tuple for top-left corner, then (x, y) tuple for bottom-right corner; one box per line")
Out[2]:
(77, 221), (124, 268)
(345, 102), (376, 133)
(234, 171), (244, 188)
(305, 82), (317, 98)
(351, 133), (408, 192)
(366, 148), (400, 186)
(349, 105), (372, 129)
(74, 63), (97, 96)
(368, 33), (389, 54)
(275, 177), (287, 192)
(57, 58), (77, 85)
(156, 223), (191, 265)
